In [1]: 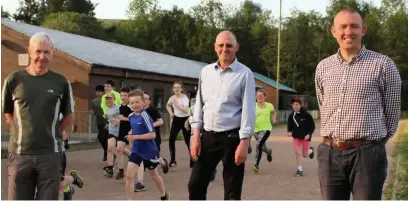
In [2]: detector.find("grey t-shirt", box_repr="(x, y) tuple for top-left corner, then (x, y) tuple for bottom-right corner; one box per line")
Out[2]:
(107, 105), (120, 136)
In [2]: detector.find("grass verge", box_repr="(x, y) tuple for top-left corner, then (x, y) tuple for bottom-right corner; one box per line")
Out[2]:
(393, 130), (408, 199)
(384, 120), (408, 200)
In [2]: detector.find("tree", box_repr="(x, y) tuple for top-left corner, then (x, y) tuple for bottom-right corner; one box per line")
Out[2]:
(13, 0), (97, 25)
(1, 6), (11, 19)
(64, 0), (97, 16)
(41, 12), (108, 40)
(126, 0), (159, 19)
(13, 0), (43, 25)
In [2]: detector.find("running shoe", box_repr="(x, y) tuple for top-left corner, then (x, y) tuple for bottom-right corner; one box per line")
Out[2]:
(63, 185), (75, 200)
(309, 147), (315, 159)
(134, 182), (146, 192)
(69, 170), (84, 188)
(252, 164), (259, 173)
(267, 149), (273, 162)
(161, 192), (170, 200)
(293, 170), (303, 177)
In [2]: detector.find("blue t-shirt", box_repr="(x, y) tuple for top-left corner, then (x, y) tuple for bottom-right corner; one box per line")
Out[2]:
(129, 110), (159, 160)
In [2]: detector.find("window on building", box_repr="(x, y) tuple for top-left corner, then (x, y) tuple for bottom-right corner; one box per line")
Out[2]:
(153, 88), (164, 109)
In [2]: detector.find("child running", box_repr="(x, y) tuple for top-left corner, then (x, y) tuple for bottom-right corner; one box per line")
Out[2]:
(133, 92), (169, 192)
(104, 92), (121, 177)
(287, 98), (315, 177)
(252, 88), (276, 173)
(125, 89), (170, 200)
(115, 87), (132, 179)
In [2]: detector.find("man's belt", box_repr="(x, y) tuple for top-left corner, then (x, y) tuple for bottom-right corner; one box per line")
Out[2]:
(323, 136), (383, 150)
(204, 128), (240, 136)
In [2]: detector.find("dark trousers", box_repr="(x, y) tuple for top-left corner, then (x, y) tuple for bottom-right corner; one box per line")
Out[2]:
(188, 129), (244, 200)
(8, 152), (62, 200)
(169, 116), (190, 161)
(317, 141), (388, 200)
(97, 124), (108, 159)
(155, 134), (161, 153)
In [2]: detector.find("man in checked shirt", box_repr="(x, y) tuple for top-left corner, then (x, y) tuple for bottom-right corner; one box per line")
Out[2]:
(315, 8), (402, 200)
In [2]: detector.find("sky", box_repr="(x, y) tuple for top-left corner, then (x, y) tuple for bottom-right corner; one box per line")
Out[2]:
(1, 0), (382, 19)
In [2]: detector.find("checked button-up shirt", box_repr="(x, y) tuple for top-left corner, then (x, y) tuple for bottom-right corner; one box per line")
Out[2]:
(315, 46), (402, 141)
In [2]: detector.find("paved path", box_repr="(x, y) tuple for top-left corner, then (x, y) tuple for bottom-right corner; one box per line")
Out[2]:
(0, 121), (397, 199)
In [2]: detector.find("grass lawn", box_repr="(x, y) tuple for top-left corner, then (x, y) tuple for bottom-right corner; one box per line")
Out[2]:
(394, 130), (408, 199)
(384, 120), (408, 200)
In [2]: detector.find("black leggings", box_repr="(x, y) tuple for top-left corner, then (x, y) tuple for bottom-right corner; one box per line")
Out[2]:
(254, 130), (271, 166)
(169, 116), (190, 161)
(97, 125), (108, 159)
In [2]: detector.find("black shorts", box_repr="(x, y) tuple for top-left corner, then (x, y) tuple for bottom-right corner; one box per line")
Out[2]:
(108, 134), (118, 140)
(128, 153), (159, 170)
(118, 132), (129, 144)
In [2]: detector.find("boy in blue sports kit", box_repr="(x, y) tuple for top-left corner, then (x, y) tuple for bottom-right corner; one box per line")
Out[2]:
(125, 90), (170, 200)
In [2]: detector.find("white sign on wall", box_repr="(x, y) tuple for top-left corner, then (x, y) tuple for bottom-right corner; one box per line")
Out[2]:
(18, 54), (29, 66)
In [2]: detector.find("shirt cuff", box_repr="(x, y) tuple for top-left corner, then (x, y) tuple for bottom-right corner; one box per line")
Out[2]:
(239, 127), (253, 139)
(191, 121), (203, 130)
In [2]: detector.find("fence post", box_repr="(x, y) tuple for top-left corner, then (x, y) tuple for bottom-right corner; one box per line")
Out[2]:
(88, 114), (92, 135)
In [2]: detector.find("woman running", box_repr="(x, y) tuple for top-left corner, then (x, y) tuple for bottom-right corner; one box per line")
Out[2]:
(166, 81), (191, 167)
(252, 88), (276, 173)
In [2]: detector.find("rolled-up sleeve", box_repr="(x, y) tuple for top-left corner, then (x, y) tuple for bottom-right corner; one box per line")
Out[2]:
(380, 58), (402, 138)
(191, 72), (204, 130)
(239, 71), (256, 139)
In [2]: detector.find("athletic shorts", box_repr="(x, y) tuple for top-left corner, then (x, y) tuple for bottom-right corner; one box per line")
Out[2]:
(128, 153), (159, 170)
(293, 138), (310, 156)
(108, 134), (118, 140)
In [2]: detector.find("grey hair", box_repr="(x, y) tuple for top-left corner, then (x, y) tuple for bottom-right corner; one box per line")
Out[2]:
(29, 32), (55, 48)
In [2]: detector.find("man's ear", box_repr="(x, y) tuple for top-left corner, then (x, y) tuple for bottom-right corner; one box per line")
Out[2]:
(236, 42), (240, 52)
(361, 24), (367, 37)
(330, 26), (336, 38)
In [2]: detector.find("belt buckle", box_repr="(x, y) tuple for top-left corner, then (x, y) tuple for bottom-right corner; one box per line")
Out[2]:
(334, 140), (346, 150)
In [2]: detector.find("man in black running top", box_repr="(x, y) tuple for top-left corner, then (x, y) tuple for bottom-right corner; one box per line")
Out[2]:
(2, 32), (74, 200)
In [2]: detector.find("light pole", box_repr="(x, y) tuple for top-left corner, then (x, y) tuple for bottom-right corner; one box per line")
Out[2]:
(276, 0), (282, 111)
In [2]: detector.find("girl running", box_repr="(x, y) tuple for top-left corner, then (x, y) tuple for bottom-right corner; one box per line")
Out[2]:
(287, 98), (315, 177)
(125, 90), (170, 200)
(166, 81), (191, 167)
(252, 88), (276, 173)
(104, 92), (121, 178)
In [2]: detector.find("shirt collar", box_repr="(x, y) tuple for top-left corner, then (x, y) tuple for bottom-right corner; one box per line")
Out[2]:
(336, 45), (367, 64)
(214, 58), (239, 71)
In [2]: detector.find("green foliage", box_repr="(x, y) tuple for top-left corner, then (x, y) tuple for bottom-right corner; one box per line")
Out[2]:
(13, 0), (97, 25)
(1, 6), (11, 19)
(12, 0), (408, 105)
(41, 12), (108, 40)
(396, 130), (408, 199)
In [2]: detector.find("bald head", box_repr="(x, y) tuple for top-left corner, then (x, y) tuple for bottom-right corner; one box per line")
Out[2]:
(214, 30), (239, 67)
(334, 8), (363, 26)
(215, 30), (237, 45)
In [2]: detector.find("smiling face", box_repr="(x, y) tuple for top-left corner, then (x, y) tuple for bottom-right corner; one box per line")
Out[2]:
(129, 95), (144, 113)
(120, 92), (129, 104)
(28, 42), (54, 73)
(331, 10), (366, 53)
(256, 91), (266, 103)
(214, 31), (239, 65)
